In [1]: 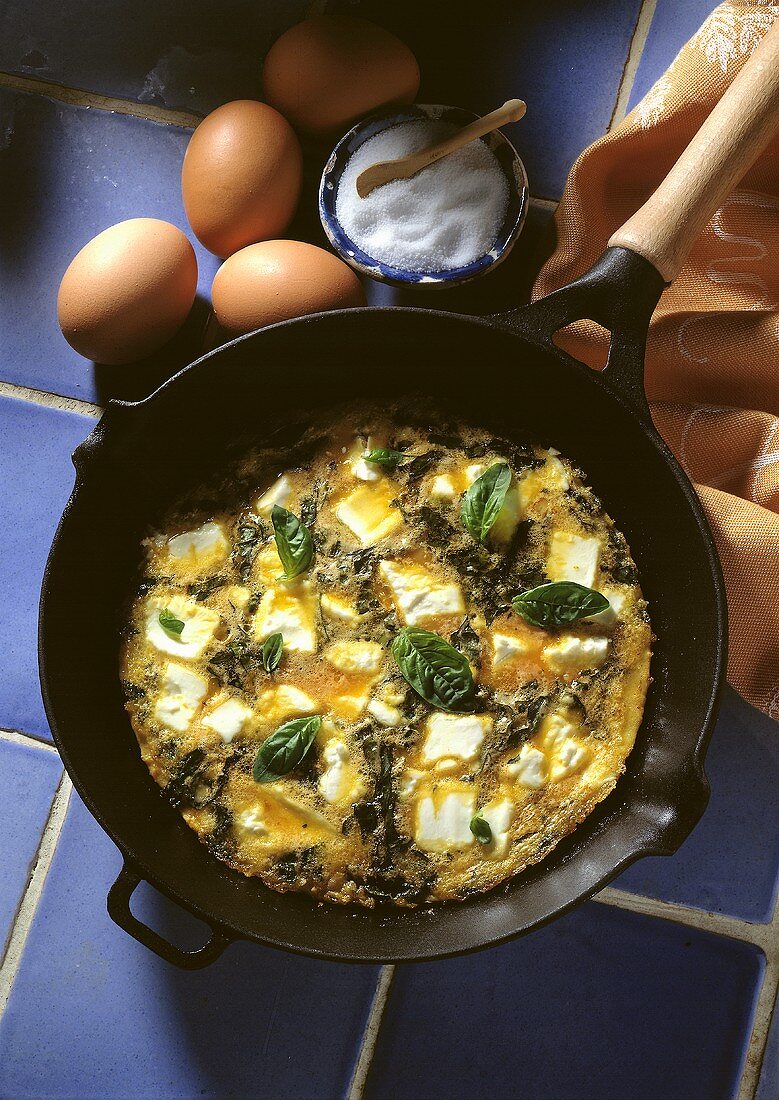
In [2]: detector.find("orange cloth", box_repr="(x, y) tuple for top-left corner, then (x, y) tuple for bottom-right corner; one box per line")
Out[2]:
(533, 1), (779, 716)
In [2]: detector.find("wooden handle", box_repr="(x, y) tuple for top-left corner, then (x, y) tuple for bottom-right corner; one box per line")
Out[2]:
(609, 19), (779, 282)
(356, 99), (526, 198)
(420, 98), (527, 164)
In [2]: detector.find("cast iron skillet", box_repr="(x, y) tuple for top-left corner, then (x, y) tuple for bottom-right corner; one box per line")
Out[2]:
(39, 28), (779, 967)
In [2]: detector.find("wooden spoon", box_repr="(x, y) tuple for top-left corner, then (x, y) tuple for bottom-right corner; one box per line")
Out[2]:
(355, 99), (527, 199)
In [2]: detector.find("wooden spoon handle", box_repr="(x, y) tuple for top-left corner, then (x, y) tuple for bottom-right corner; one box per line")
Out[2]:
(609, 18), (779, 283)
(413, 99), (527, 171)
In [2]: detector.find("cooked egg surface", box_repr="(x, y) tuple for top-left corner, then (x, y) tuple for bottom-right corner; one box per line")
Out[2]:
(121, 405), (651, 908)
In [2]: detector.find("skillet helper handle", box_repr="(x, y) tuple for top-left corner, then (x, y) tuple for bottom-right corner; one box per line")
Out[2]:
(107, 859), (234, 969)
(610, 18), (779, 282)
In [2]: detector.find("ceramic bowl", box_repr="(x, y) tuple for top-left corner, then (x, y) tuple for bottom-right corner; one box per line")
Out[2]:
(319, 102), (529, 289)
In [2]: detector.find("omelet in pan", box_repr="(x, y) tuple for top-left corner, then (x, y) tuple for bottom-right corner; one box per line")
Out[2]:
(120, 405), (652, 908)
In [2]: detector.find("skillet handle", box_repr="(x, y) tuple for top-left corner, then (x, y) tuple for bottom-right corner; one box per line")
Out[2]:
(610, 19), (779, 282)
(107, 860), (235, 969)
(506, 247), (666, 420)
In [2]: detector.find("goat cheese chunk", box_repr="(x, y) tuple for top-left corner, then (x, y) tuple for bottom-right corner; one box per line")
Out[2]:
(349, 435), (386, 482)
(491, 632), (530, 667)
(547, 531), (601, 588)
(399, 769), (424, 799)
(335, 481), (403, 545)
(321, 593), (359, 623)
(253, 583), (317, 653)
(145, 595), (219, 659)
(238, 807), (268, 837)
(429, 474), (457, 501)
(379, 560), (465, 626)
(504, 744), (548, 789)
(202, 698), (253, 743)
(325, 640), (384, 675)
(480, 799), (514, 858)
(255, 474), (293, 515)
(586, 588), (627, 628)
(366, 698), (403, 727)
(540, 713), (591, 782)
(543, 634), (609, 673)
(415, 788), (476, 852)
(259, 684), (319, 724)
(421, 713), (491, 767)
(167, 521), (228, 568)
(153, 662), (209, 732)
(318, 738), (365, 805)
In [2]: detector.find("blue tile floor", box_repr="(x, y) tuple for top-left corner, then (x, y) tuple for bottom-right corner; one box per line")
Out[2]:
(0, 795), (380, 1099)
(0, 738), (61, 951)
(366, 905), (765, 1100)
(0, 396), (93, 740)
(0, 0), (311, 116)
(358, 0), (645, 199)
(1, 1), (778, 1098)
(616, 686), (779, 923)
(0, 88), (219, 405)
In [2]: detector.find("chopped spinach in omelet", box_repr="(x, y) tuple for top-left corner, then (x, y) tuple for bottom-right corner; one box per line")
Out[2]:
(120, 405), (652, 908)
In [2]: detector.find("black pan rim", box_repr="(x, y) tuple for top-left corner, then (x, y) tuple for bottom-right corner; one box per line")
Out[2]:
(38, 304), (728, 963)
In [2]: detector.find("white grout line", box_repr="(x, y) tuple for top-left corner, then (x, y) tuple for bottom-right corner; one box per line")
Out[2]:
(739, 890), (779, 1100)
(595, 887), (776, 951)
(0, 726), (60, 754)
(347, 964), (396, 1100)
(608, 0), (659, 130)
(0, 70), (201, 129)
(0, 380), (102, 418)
(0, 773), (72, 1016)
(740, 955), (778, 1100)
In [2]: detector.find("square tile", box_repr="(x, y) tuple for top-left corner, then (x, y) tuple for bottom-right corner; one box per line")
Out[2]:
(0, 89), (220, 405)
(0, 396), (93, 740)
(0, 0), (310, 116)
(365, 902), (765, 1100)
(629, 1), (719, 109)
(616, 686), (779, 923)
(0, 737), (61, 951)
(0, 793), (380, 1099)
(358, 0), (645, 198)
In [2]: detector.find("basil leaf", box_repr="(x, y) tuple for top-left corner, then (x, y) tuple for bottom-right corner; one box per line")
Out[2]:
(470, 812), (492, 844)
(271, 505), (313, 580)
(159, 608), (185, 637)
(261, 632), (284, 673)
(460, 462), (511, 543)
(511, 581), (610, 629)
(364, 448), (404, 468)
(391, 627), (475, 713)
(253, 715), (322, 784)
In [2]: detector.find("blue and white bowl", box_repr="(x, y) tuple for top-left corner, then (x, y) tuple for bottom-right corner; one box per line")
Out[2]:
(319, 103), (529, 289)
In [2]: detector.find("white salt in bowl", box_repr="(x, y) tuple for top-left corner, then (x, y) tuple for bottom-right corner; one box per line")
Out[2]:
(319, 103), (529, 289)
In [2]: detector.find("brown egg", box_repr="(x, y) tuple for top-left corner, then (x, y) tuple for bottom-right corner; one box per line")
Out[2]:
(182, 100), (302, 258)
(57, 219), (197, 365)
(263, 16), (420, 137)
(211, 240), (366, 335)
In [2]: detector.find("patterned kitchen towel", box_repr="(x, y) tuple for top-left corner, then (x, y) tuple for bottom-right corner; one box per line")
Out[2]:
(533, 1), (779, 716)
